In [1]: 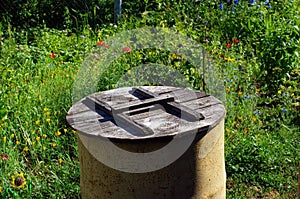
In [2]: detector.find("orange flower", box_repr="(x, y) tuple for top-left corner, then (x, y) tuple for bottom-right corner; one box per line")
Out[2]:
(50, 52), (55, 58)
(97, 40), (105, 46)
(122, 46), (131, 53)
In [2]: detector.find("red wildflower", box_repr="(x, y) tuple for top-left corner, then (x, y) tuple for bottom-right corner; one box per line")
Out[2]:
(105, 44), (110, 49)
(233, 39), (239, 44)
(1, 153), (8, 160)
(122, 46), (131, 53)
(226, 43), (232, 48)
(50, 52), (55, 58)
(97, 40), (105, 47)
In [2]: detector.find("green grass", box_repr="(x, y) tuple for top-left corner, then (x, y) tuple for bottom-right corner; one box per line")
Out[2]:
(0, 0), (299, 198)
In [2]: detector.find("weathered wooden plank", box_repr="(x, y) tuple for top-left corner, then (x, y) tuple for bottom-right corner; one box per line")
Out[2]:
(66, 86), (225, 139)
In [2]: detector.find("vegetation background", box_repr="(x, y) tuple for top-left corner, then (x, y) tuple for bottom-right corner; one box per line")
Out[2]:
(0, 0), (299, 198)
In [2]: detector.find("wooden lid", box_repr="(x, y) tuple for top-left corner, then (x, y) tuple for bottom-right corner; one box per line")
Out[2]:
(66, 86), (225, 140)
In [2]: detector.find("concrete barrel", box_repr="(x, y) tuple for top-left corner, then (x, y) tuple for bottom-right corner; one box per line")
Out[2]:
(67, 86), (226, 199)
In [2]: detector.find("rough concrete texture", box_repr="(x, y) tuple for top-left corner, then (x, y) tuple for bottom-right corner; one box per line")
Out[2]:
(78, 120), (226, 199)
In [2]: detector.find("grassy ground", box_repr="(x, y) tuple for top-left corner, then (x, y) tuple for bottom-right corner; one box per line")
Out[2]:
(0, 0), (299, 198)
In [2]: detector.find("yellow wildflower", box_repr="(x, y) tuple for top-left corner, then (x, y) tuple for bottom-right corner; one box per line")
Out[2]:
(63, 129), (67, 133)
(226, 88), (230, 93)
(226, 129), (231, 133)
(36, 137), (40, 142)
(72, 130), (77, 134)
(46, 118), (50, 123)
(43, 147), (47, 151)
(23, 147), (28, 152)
(55, 131), (61, 136)
(16, 141), (20, 145)
(11, 173), (26, 189)
(43, 108), (48, 112)
(35, 120), (40, 125)
(58, 158), (63, 164)
(238, 91), (243, 95)
(3, 136), (6, 143)
(224, 57), (234, 62)
(46, 111), (51, 116)
(252, 117), (257, 122)
(278, 90), (282, 95)
(52, 143), (57, 148)
(43, 134), (47, 139)
(11, 134), (15, 138)
(255, 89), (260, 93)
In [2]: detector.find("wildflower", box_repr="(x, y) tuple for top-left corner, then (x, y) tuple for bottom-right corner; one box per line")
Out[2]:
(256, 111), (262, 115)
(11, 134), (15, 138)
(46, 118), (50, 123)
(46, 111), (51, 116)
(50, 52), (55, 58)
(43, 147), (47, 151)
(43, 134), (47, 138)
(234, 0), (238, 5)
(233, 38), (239, 44)
(244, 95), (251, 100)
(238, 91), (243, 95)
(257, 5), (260, 8)
(16, 141), (20, 145)
(265, 0), (269, 4)
(249, 0), (255, 5)
(44, 108), (49, 112)
(11, 173), (26, 189)
(226, 43), (232, 48)
(36, 137), (40, 142)
(255, 89), (260, 93)
(281, 108), (287, 113)
(231, 8), (235, 13)
(243, 129), (249, 134)
(259, 120), (263, 125)
(122, 46), (131, 53)
(225, 57), (234, 62)
(278, 90), (282, 95)
(35, 120), (40, 125)
(267, 5), (271, 9)
(72, 130), (77, 134)
(3, 136), (6, 143)
(105, 44), (110, 48)
(97, 40), (105, 46)
(226, 129), (231, 133)
(1, 153), (8, 160)
(25, 121), (28, 126)
(252, 117), (257, 122)
(219, 3), (224, 10)
(55, 131), (61, 136)
(52, 143), (57, 148)
(226, 88), (230, 93)
(23, 147), (28, 152)
(202, 38), (209, 43)
(63, 129), (67, 133)
(58, 158), (63, 164)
